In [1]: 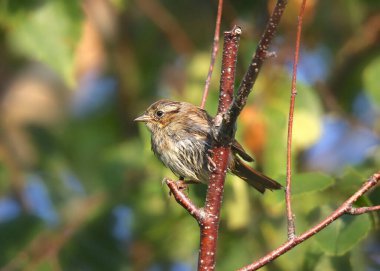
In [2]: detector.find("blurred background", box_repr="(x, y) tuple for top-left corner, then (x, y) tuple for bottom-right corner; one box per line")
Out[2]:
(0, 0), (379, 270)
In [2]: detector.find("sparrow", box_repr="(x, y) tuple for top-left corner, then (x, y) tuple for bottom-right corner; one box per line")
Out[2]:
(134, 99), (282, 193)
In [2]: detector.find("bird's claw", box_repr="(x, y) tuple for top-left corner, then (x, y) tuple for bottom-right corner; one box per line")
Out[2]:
(167, 179), (189, 196)
(176, 180), (189, 191)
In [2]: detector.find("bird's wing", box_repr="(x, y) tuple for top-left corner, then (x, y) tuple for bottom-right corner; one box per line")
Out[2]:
(199, 107), (254, 162)
(231, 140), (254, 162)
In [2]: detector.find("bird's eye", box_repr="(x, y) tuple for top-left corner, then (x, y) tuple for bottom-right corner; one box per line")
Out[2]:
(155, 110), (164, 118)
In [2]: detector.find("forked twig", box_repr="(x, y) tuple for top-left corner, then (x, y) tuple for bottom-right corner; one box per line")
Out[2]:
(238, 172), (380, 271)
(218, 0), (288, 138)
(166, 27), (241, 271)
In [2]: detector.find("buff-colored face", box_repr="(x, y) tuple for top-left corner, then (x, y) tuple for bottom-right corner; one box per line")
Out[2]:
(134, 99), (183, 131)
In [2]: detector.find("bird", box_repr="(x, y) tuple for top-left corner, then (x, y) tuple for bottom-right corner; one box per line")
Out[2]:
(134, 99), (282, 193)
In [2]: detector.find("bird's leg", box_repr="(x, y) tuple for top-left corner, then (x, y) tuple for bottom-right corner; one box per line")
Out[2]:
(165, 177), (201, 196)
(162, 177), (186, 195)
(176, 176), (189, 192)
(175, 178), (201, 194)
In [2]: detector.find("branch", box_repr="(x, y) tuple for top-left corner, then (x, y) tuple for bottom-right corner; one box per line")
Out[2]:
(165, 26), (241, 271)
(200, 0), (223, 109)
(346, 205), (380, 215)
(165, 179), (204, 221)
(285, 0), (307, 240)
(198, 25), (241, 271)
(238, 171), (380, 271)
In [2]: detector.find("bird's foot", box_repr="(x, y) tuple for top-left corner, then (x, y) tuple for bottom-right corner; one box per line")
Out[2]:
(167, 177), (189, 196)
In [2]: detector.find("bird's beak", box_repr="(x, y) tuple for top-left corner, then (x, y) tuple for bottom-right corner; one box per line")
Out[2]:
(134, 113), (151, 122)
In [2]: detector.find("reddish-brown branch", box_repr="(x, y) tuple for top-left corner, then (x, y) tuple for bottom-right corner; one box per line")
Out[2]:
(346, 205), (380, 215)
(285, 0), (307, 240)
(238, 171), (380, 271)
(216, 26), (241, 115)
(165, 26), (241, 271)
(165, 179), (204, 221)
(200, 0), (224, 109)
(198, 146), (230, 270)
(198, 26), (241, 271)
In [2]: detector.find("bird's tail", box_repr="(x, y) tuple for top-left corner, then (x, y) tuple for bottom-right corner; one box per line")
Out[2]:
(231, 158), (282, 193)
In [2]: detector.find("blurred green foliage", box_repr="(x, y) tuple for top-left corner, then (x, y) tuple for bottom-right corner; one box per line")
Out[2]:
(0, 0), (379, 270)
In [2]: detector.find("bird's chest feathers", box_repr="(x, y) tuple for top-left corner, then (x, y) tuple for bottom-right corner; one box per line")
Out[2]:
(151, 127), (206, 165)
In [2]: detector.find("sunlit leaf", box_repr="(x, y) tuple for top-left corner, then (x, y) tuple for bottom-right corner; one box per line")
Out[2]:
(314, 207), (371, 256)
(7, 1), (82, 86)
(292, 110), (321, 149)
(293, 83), (323, 149)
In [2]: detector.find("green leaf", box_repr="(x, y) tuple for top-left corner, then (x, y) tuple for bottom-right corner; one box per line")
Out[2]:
(363, 56), (380, 106)
(6, 1), (82, 86)
(340, 167), (366, 189)
(0, 215), (42, 264)
(278, 172), (335, 195)
(313, 208), (371, 256)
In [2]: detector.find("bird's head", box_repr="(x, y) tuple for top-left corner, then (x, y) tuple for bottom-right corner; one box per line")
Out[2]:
(134, 99), (182, 132)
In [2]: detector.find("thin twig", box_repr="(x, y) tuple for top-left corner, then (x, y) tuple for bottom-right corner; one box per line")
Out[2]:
(238, 171), (380, 271)
(285, 0), (307, 240)
(165, 27), (241, 271)
(346, 205), (380, 215)
(200, 0), (223, 109)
